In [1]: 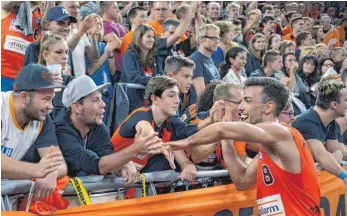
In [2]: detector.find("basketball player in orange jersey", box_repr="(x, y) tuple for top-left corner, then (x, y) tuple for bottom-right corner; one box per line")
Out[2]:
(168, 77), (326, 215)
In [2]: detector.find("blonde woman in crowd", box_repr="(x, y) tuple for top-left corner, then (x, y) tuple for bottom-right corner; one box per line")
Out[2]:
(38, 34), (74, 119)
(316, 43), (330, 61)
(299, 46), (318, 60)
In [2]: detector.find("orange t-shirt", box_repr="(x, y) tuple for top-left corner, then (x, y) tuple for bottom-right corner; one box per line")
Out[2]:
(147, 20), (187, 41)
(308, 9), (320, 20)
(120, 30), (134, 56)
(1, 11), (40, 79)
(256, 123), (320, 215)
(323, 27), (341, 48)
(283, 33), (296, 44)
(336, 26), (346, 47)
(282, 25), (293, 37)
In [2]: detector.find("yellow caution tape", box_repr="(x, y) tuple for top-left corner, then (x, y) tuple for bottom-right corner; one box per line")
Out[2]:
(140, 174), (147, 197)
(70, 177), (91, 205)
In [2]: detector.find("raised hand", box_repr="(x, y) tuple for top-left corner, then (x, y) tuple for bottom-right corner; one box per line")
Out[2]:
(210, 100), (225, 123)
(80, 15), (96, 34)
(133, 127), (163, 155)
(222, 105), (233, 122)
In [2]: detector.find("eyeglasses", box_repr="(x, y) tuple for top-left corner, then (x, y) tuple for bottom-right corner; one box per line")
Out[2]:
(323, 64), (335, 68)
(203, 36), (221, 42)
(281, 111), (294, 117)
(224, 99), (242, 105)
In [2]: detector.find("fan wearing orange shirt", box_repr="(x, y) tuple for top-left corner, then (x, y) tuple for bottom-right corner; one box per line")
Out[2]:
(120, 7), (147, 56)
(282, 11), (300, 37)
(1, 1), (42, 92)
(147, 2), (186, 41)
(284, 17), (305, 44)
(147, 2), (171, 36)
(169, 77), (322, 215)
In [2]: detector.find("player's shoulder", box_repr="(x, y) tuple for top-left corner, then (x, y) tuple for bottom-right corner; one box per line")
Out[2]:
(256, 121), (293, 140)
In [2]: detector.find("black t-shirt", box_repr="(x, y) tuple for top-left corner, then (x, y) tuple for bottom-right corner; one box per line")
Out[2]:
(292, 108), (337, 144)
(335, 122), (347, 146)
(21, 115), (59, 163)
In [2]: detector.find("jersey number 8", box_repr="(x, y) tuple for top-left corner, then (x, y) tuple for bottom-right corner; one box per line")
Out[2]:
(261, 164), (274, 186)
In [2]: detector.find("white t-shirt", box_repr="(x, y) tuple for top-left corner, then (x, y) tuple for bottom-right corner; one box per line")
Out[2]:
(222, 68), (247, 86)
(1, 92), (43, 160)
(69, 32), (91, 77)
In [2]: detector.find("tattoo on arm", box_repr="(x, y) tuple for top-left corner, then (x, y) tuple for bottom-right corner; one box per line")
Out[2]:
(87, 36), (100, 63)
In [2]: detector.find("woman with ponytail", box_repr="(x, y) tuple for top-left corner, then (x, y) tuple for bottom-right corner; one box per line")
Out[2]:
(38, 33), (75, 119)
(220, 47), (248, 86)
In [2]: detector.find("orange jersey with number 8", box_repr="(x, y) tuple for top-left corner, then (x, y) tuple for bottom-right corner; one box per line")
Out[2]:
(256, 123), (321, 216)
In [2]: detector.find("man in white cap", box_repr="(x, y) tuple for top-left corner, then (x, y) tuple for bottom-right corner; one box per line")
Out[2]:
(54, 75), (162, 184)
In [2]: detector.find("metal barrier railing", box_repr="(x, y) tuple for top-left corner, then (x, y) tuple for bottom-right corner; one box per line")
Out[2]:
(2, 162), (346, 211)
(2, 170), (229, 196)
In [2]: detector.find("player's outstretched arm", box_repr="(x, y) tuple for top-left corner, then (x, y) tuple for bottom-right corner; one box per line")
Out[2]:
(168, 122), (280, 150)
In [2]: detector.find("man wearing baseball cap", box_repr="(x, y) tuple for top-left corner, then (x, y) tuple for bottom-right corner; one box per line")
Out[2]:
(24, 5), (87, 76)
(1, 63), (68, 199)
(54, 75), (162, 184)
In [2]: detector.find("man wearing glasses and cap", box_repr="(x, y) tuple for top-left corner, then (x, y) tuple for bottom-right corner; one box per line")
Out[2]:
(1, 63), (68, 199)
(54, 75), (162, 184)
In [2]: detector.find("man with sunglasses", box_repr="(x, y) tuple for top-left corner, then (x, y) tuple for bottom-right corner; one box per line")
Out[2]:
(189, 24), (221, 104)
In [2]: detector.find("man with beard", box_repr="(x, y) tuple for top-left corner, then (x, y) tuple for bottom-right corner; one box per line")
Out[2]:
(189, 24), (221, 104)
(54, 75), (162, 184)
(167, 77), (326, 215)
(1, 63), (68, 199)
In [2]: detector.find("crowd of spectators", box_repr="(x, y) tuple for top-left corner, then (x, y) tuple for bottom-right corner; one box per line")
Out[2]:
(1, 0), (347, 202)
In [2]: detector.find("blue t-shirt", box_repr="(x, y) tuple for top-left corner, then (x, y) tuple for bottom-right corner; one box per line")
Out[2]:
(211, 47), (225, 66)
(292, 108), (337, 144)
(85, 41), (113, 97)
(189, 51), (220, 104)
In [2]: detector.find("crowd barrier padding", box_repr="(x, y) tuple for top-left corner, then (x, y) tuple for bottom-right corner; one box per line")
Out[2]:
(2, 167), (346, 216)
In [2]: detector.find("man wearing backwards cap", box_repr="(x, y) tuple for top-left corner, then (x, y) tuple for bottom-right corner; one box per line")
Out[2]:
(54, 75), (162, 184)
(1, 63), (68, 199)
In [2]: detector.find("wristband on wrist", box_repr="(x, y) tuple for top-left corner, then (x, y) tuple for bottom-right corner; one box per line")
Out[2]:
(338, 170), (347, 180)
(108, 55), (114, 59)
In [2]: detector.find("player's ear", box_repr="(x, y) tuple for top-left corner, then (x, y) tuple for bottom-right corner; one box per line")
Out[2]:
(264, 101), (275, 115)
